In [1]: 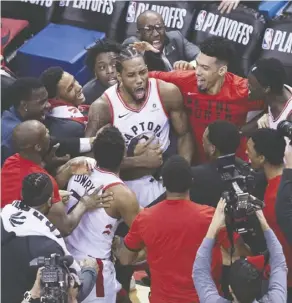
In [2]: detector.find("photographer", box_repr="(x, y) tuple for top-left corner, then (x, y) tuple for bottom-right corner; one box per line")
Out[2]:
(193, 198), (287, 303)
(276, 146), (292, 246)
(247, 128), (292, 299)
(1, 173), (98, 303)
(191, 120), (267, 205)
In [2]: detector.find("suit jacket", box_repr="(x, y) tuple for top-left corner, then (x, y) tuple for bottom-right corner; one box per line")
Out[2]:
(123, 30), (200, 71)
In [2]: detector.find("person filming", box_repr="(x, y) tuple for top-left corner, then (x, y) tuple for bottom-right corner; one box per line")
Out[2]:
(193, 198), (287, 303)
(1, 173), (98, 303)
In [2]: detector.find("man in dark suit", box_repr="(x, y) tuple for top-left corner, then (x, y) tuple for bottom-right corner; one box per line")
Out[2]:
(123, 10), (199, 71)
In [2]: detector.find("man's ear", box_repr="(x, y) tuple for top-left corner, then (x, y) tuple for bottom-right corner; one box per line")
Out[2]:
(34, 144), (42, 153)
(117, 72), (122, 84)
(20, 100), (27, 111)
(263, 86), (271, 94)
(219, 65), (227, 77)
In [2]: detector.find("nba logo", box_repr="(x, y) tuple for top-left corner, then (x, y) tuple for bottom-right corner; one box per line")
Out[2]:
(262, 28), (274, 50)
(195, 10), (207, 30)
(126, 1), (137, 23)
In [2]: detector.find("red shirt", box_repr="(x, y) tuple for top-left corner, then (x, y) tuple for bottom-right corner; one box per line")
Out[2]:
(124, 199), (235, 303)
(264, 175), (292, 287)
(149, 71), (264, 164)
(1, 154), (61, 207)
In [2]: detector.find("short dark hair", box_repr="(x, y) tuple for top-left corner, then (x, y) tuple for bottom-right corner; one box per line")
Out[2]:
(116, 46), (144, 73)
(251, 58), (286, 94)
(199, 36), (234, 65)
(10, 77), (44, 108)
(208, 120), (240, 155)
(162, 155), (193, 193)
(251, 128), (285, 166)
(22, 173), (53, 207)
(40, 66), (64, 99)
(230, 259), (262, 303)
(85, 39), (122, 73)
(93, 126), (125, 171)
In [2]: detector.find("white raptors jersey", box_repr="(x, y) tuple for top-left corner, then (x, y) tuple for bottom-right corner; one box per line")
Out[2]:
(65, 168), (124, 260)
(104, 78), (170, 152)
(268, 85), (292, 129)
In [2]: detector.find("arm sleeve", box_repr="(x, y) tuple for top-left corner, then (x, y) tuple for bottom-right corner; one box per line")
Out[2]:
(124, 215), (144, 251)
(275, 168), (292, 245)
(181, 33), (200, 61)
(148, 70), (187, 88)
(260, 229), (287, 303)
(77, 267), (97, 302)
(193, 238), (230, 303)
(50, 136), (81, 158)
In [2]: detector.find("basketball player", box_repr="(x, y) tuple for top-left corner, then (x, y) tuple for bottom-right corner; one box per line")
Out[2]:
(85, 46), (194, 207)
(65, 126), (141, 303)
(248, 58), (292, 129)
(134, 36), (265, 164)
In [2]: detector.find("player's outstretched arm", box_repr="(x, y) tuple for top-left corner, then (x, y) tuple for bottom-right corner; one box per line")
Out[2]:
(158, 80), (194, 163)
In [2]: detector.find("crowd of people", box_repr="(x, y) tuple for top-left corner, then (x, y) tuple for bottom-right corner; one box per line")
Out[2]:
(1, 6), (292, 303)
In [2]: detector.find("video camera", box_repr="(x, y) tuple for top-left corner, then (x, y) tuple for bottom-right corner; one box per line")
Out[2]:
(217, 154), (264, 235)
(30, 254), (74, 303)
(277, 120), (292, 144)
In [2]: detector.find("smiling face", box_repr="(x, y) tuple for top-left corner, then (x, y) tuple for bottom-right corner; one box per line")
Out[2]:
(57, 72), (85, 106)
(117, 56), (148, 103)
(94, 51), (118, 88)
(195, 52), (226, 93)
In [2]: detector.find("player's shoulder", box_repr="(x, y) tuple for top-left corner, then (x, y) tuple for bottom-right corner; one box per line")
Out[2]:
(226, 72), (248, 97)
(189, 202), (215, 219)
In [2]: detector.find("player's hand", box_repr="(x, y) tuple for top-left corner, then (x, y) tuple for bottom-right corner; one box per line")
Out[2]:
(257, 113), (269, 129)
(59, 190), (72, 205)
(218, 0), (240, 14)
(134, 135), (161, 156)
(68, 273), (80, 303)
(69, 157), (96, 175)
(173, 60), (195, 71)
(80, 257), (99, 272)
(130, 41), (160, 54)
(80, 185), (113, 211)
(44, 143), (71, 167)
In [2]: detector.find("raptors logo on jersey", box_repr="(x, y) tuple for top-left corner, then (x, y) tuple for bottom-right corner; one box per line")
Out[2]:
(104, 78), (170, 153)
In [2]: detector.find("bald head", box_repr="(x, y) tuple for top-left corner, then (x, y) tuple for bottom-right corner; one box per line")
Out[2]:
(12, 120), (48, 152)
(136, 10), (166, 52)
(137, 10), (163, 28)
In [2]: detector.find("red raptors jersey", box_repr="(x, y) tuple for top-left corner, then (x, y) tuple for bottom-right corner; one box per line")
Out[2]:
(149, 71), (264, 163)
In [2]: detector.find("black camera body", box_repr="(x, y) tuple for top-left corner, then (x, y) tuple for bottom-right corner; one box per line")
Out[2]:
(277, 120), (292, 144)
(30, 254), (73, 303)
(217, 155), (264, 234)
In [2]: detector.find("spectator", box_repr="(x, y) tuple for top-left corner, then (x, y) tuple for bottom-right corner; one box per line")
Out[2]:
(249, 58), (292, 130)
(1, 77), (95, 165)
(40, 66), (89, 141)
(83, 39), (122, 105)
(1, 120), (113, 236)
(123, 10), (199, 71)
(1, 63), (17, 113)
(1, 173), (98, 303)
(193, 199), (287, 303)
(147, 36), (264, 164)
(247, 128), (292, 300)
(115, 155), (246, 303)
(276, 146), (292, 245)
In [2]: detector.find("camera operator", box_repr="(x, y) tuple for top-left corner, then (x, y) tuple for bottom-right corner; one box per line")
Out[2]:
(247, 128), (292, 300)
(193, 198), (287, 303)
(276, 143), (292, 246)
(1, 173), (98, 303)
(191, 120), (267, 205)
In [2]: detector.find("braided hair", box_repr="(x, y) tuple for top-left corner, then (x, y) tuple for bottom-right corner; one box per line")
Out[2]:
(116, 45), (144, 73)
(21, 173), (53, 207)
